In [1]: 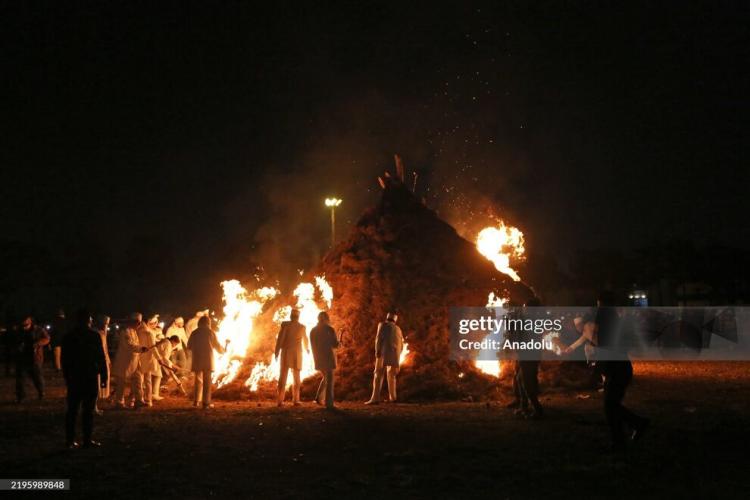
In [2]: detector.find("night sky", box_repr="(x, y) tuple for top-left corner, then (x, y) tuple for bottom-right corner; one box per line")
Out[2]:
(2, 2), (748, 311)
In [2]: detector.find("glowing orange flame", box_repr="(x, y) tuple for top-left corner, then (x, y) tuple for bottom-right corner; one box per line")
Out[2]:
(212, 281), (279, 388)
(210, 275), (333, 391)
(476, 222), (525, 281)
(245, 276), (332, 391)
(474, 293), (507, 378)
(399, 342), (411, 366)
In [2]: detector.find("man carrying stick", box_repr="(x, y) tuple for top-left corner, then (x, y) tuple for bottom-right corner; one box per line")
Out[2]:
(152, 335), (181, 400)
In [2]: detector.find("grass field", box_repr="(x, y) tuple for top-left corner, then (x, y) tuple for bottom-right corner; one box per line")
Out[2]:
(1, 361), (748, 499)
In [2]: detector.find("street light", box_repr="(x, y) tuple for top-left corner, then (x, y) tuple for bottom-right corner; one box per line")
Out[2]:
(325, 197), (342, 247)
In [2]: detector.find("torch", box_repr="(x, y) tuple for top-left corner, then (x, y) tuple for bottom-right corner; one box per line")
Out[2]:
(324, 197), (342, 248)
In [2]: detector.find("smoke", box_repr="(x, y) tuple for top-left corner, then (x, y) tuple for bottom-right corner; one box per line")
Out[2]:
(222, 85), (545, 287)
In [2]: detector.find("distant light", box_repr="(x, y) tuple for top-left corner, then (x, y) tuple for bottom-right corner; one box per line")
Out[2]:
(45, 324), (51, 330)
(325, 197), (342, 207)
(115, 324), (120, 329)
(629, 295), (634, 299)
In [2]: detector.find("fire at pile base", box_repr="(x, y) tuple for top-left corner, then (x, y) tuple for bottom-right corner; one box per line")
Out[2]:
(209, 161), (589, 401)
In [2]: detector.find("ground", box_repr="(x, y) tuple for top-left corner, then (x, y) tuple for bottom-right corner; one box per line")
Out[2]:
(1, 362), (748, 499)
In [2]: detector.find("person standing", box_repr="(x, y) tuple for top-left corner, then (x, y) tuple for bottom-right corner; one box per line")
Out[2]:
(135, 318), (163, 408)
(94, 315), (112, 414)
(516, 298), (544, 418)
(274, 309), (310, 406)
(310, 312), (340, 409)
(166, 316), (188, 372)
(185, 310), (207, 371)
(61, 309), (108, 449)
(365, 311), (404, 405)
(274, 309), (309, 407)
(15, 315), (50, 403)
(111, 315), (147, 408)
(50, 308), (68, 371)
(185, 310), (207, 339)
(187, 316), (226, 409)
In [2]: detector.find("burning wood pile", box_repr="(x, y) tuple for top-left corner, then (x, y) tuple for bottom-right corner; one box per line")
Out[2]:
(208, 156), (572, 401)
(313, 157), (535, 400)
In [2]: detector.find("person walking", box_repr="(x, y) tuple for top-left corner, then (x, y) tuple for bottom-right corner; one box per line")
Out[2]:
(595, 291), (650, 452)
(274, 309), (309, 407)
(365, 311), (404, 405)
(187, 316), (226, 409)
(61, 309), (108, 449)
(310, 312), (340, 409)
(15, 315), (50, 403)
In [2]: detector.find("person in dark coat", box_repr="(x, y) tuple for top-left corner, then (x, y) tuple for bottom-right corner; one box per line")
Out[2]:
(187, 316), (226, 409)
(310, 312), (340, 409)
(61, 309), (108, 449)
(15, 315), (50, 402)
(516, 297), (544, 418)
(502, 302), (524, 411)
(595, 291), (649, 451)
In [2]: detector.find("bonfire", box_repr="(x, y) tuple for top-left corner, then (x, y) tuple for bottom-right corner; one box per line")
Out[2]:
(203, 155), (589, 401)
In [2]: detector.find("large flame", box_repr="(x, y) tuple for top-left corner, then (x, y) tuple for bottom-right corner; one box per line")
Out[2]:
(209, 276), (333, 391)
(474, 293), (507, 377)
(476, 222), (525, 281)
(245, 276), (332, 391)
(212, 281), (279, 388)
(473, 221), (524, 377)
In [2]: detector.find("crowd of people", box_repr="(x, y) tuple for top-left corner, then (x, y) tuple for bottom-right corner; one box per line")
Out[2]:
(2, 294), (647, 453)
(1, 306), (405, 448)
